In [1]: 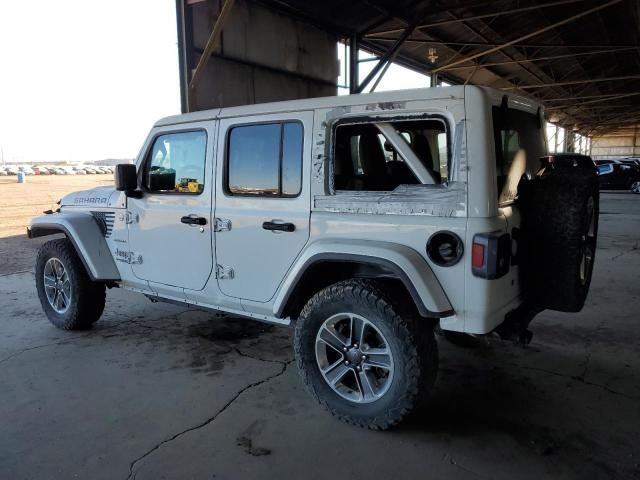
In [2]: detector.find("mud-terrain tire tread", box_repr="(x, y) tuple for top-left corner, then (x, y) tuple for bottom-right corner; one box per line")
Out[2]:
(35, 238), (106, 330)
(519, 170), (598, 312)
(294, 279), (437, 430)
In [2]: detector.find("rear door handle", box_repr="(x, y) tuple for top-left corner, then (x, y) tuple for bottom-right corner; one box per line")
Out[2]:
(181, 215), (207, 226)
(262, 221), (295, 232)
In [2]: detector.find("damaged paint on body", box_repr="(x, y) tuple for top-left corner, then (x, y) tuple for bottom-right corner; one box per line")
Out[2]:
(314, 182), (467, 216)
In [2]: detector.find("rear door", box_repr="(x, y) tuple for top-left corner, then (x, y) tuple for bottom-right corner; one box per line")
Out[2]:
(214, 112), (312, 302)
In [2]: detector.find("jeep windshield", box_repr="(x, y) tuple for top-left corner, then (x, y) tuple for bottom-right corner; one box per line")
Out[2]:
(492, 106), (546, 205)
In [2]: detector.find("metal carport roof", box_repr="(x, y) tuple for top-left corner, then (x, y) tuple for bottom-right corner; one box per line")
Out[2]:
(257, 0), (640, 135)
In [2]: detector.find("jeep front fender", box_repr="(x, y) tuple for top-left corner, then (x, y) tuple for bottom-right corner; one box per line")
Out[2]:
(28, 212), (120, 281)
(273, 240), (453, 318)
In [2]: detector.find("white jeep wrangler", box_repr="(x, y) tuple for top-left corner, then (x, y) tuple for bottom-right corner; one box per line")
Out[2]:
(29, 86), (598, 429)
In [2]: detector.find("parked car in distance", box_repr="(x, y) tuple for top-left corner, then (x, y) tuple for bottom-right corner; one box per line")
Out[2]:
(597, 163), (640, 193)
(0, 168), (7, 176)
(19, 166), (35, 175)
(594, 158), (640, 167)
(620, 158), (640, 167)
(6, 166), (19, 175)
(53, 167), (66, 175)
(540, 153), (597, 173)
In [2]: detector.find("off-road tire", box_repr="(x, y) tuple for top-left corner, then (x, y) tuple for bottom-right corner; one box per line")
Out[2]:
(35, 238), (106, 329)
(294, 279), (438, 430)
(519, 170), (599, 312)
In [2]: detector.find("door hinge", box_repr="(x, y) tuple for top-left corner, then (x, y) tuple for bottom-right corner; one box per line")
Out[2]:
(119, 211), (139, 224)
(214, 218), (232, 232)
(216, 264), (234, 279)
(126, 211), (139, 224)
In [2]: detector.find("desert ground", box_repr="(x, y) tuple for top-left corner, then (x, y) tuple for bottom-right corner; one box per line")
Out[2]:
(0, 175), (113, 274)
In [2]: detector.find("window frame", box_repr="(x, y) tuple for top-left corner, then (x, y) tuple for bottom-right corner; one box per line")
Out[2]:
(329, 115), (452, 194)
(140, 128), (209, 196)
(224, 120), (304, 198)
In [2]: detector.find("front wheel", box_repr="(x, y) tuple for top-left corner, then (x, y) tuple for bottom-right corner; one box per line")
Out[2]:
(294, 279), (437, 430)
(35, 238), (106, 330)
(630, 181), (640, 194)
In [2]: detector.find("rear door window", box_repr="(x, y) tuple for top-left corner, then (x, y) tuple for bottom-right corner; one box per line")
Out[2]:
(227, 122), (303, 197)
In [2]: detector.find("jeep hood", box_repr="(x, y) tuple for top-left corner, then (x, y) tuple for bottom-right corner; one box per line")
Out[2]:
(60, 186), (125, 209)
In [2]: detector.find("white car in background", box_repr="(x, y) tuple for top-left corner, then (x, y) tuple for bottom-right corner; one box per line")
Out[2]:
(53, 168), (66, 175)
(19, 166), (35, 175)
(0, 168), (7, 176)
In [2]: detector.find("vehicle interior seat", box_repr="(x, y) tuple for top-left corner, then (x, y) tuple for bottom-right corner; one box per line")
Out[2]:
(412, 133), (441, 184)
(358, 131), (391, 190)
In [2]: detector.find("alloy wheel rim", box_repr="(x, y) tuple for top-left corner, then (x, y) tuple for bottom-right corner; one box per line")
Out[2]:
(315, 313), (394, 404)
(631, 181), (640, 194)
(43, 258), (71, 313)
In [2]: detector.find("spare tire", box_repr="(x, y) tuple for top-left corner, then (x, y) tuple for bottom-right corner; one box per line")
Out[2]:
(519, 169), (598, 312)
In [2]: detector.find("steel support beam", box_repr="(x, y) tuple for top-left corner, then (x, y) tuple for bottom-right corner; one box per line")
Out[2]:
(355, 24), (415, 94)
(431, 0), (623, 73)
(187, 0), (236, 112)
(176, 0), (189, 113)
(503, 74), (640, 90)
(369, 59), (392, 92)
(362, 39), (637, 49)
(544, 91), (640, 102)
(442, 47), (637, 71)
(349, 34), (359, 94)
(367, 0), (585, 37)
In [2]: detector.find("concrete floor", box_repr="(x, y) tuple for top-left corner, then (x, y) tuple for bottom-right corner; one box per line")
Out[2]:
(1, 193), (639, 480)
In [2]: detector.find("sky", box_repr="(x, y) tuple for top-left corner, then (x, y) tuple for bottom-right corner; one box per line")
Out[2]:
(0, 0), (431, 164)
(0, 0), (180, 163)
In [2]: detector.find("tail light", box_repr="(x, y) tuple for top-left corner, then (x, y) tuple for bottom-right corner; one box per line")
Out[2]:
(472, 232), (511, 279)
(471, 243), (485, 268)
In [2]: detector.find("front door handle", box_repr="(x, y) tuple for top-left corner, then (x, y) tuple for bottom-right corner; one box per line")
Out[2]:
(262, 220), (295, 232)
(181, 215), (207, 226)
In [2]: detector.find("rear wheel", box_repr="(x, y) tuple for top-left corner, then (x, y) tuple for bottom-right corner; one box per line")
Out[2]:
(294, 279), (437, 430)
(630, 181), (640, 194)
(35, 238), (106, 330)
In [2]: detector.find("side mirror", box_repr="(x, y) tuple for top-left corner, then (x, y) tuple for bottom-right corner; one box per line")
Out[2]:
(115, 164), (138, 191)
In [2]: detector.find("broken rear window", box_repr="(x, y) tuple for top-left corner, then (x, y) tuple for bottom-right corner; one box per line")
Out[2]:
(332, 119), (448, 192)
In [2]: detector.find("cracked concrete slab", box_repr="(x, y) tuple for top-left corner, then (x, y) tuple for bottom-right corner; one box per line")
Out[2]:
(1, 193), (639, 479)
